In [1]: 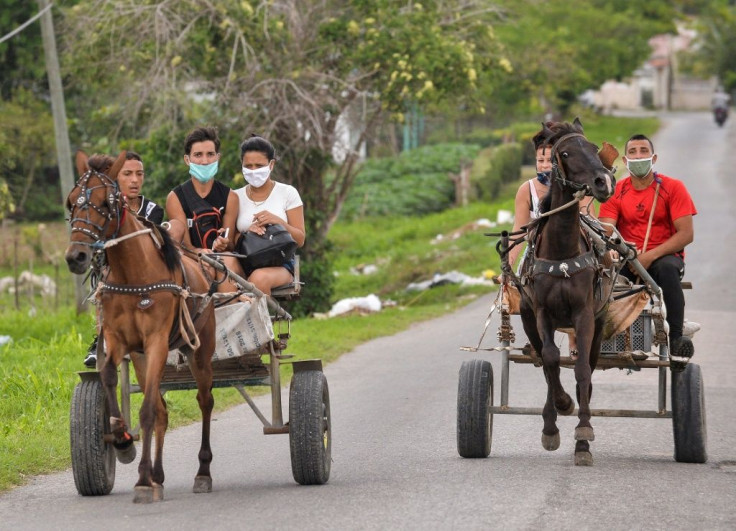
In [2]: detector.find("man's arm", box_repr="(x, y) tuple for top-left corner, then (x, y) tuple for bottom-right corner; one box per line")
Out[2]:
(637, 215), (693, 269)
(165, 191), (193, 247)
(598, 217), (616, 236)
(217, 190), (239, 251)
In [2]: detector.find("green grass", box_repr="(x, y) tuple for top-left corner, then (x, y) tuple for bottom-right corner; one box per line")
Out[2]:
(0, 113), (660, 492)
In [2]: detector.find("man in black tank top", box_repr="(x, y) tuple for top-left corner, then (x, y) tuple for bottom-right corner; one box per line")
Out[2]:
(165, 126), (238, 252)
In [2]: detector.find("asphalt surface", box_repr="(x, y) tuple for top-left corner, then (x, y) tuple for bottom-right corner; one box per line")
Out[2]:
(1, 111), (734, 530)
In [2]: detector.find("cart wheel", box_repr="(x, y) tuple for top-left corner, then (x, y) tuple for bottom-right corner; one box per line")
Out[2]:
(289, 370), (331, 485)
(457, 359), (493, 458)
(70, 379), (116, 495)
(671, 363), (707, 463)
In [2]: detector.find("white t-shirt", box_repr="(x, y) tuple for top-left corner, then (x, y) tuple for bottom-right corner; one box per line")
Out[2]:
(234, 181), (303, 233)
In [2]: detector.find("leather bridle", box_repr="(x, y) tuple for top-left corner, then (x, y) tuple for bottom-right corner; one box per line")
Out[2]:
(548, 132), (594, 193)
(68, 169), (125, 251)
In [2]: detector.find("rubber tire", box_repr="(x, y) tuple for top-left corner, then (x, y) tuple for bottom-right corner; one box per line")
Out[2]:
(671, 363), (708, 463)
(70, 379), (116, 495)
(289, 371), (331, 485)
(457, 359), (493, 458)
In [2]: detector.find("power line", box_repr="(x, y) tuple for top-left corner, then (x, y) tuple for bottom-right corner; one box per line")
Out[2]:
(0, 3), (53, 45)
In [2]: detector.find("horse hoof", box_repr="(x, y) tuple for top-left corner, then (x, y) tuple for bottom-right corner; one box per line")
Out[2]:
(115, 441), (137, 464)
(133, 486), (153, 504)
(575, 451), (594, 466)
(152, 483), (164, 502)
(574, 426), (595, 441)
(193, 475), (212, 494)
(541, 432), (560, 451)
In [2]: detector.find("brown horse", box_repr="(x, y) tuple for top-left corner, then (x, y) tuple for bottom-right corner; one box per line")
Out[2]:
(512, 119), (615, 466)
(65, 151), (216, 502)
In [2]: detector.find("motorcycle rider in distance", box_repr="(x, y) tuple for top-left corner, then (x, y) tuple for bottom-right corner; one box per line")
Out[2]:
(711, 86), (730, 127)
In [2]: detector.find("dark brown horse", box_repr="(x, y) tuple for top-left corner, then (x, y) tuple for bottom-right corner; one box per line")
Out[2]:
(513, 119), (615, 466)
(65, 151), (216, 502)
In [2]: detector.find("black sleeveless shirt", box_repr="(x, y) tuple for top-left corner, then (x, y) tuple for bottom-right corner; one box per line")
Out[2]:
(172, 179), (230, 248)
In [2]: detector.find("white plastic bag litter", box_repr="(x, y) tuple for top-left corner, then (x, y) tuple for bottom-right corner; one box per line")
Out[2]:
(327, 294), (382, 317)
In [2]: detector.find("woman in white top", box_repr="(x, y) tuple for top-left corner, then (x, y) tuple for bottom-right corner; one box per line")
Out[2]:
(508, 138), (554, 269)
(234, 135), (306, 295)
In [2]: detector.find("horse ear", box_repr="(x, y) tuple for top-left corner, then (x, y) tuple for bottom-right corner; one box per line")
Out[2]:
(598, 141), (619, 170)
(75, 150), (89, 176)
(107, 151), (127, 180)
(541, 121), (554, 140)
(572, 117), (584, 133)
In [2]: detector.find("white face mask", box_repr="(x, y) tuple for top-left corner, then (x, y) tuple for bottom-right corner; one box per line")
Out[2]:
(626, 156), (654, 178)
(242, 166), (271, 188)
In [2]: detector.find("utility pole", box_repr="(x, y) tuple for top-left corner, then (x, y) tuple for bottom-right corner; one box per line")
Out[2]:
(37, 0), (87, 313)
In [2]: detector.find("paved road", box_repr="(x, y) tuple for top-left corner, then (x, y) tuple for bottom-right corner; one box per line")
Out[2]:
(2, 112), (734, 529)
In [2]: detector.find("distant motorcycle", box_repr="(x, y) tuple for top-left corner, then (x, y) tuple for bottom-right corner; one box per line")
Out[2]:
(714, 107), (728, 127)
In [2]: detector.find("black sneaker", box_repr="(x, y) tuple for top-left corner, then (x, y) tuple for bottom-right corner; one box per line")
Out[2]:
(672, 336), (695, 358)
(84, 335), (99, 368)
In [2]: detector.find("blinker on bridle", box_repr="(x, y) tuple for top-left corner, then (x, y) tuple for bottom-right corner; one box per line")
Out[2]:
(68, 169), (124, 250)
(548, 133), (596, 193)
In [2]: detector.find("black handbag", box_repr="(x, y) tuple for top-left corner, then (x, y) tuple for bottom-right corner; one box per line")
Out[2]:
(237, 224), (297, 271)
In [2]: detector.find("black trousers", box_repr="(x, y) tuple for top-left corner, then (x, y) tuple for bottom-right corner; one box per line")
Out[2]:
(621, 254), (685, 341)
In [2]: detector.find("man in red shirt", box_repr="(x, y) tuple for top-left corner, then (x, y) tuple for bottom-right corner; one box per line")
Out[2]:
(599, 134), (697, 360)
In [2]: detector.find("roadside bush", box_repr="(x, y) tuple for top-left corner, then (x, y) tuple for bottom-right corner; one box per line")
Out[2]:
(472, 142), (522, 201)
(340, 143), (480, 220)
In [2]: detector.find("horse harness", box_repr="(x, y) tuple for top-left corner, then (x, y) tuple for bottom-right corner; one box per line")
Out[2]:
(70, 170), (213, 352)
(69, 169), (125, 250)
(548, 133), (594, 194)
(516, 132), (608, 306)
(531, 249), (597, 279)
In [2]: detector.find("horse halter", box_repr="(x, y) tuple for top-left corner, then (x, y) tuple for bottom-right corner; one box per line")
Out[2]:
(548, 132), (594, 193)
(68, 169), (125, 251)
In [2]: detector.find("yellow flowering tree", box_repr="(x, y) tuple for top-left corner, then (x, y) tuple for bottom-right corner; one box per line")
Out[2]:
(61, 0), (507, 313)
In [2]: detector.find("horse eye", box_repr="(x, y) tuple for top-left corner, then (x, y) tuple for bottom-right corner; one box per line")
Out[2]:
(561, 152), (569, 158)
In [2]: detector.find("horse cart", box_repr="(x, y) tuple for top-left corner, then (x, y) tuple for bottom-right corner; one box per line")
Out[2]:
(456, 220), (707, 465)
(69, 255), (332, 496)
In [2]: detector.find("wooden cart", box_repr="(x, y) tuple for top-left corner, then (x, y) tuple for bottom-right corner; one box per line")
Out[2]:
(456, 229), (707, 464)
(70, 255), (332, 496)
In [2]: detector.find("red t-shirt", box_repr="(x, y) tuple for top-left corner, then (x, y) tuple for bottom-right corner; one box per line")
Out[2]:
(599, 173), (697, 257)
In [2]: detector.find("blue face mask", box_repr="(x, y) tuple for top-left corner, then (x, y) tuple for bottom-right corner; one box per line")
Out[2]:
(189, 161), (219, 183)
(536, 171), (551, 185)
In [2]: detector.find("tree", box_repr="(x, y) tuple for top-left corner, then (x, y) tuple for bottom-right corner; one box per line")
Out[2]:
(689, 1), (736, 92)
(61, 0), (509, 314)
(492, 0), (679, 114)
(0, 1), (48, 101)
(0, 91), (58, 219)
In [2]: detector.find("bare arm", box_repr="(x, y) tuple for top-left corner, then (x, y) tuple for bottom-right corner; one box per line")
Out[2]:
(212, 190), (239, 251)
(637, 215), (693, 269)
(598, 216), (616, 236)
(165, 191), (193, 248)
(251, 205), (306, 247)
(508, 181), (531, 268)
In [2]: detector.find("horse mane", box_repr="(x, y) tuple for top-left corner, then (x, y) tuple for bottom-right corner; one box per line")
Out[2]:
(539, 192), (552, 215)
(543, 120), (580, 146)
(136, 215), (181, 272)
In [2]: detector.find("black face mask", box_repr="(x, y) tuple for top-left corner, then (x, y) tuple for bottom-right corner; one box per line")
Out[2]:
(536, 171), (551, 185)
